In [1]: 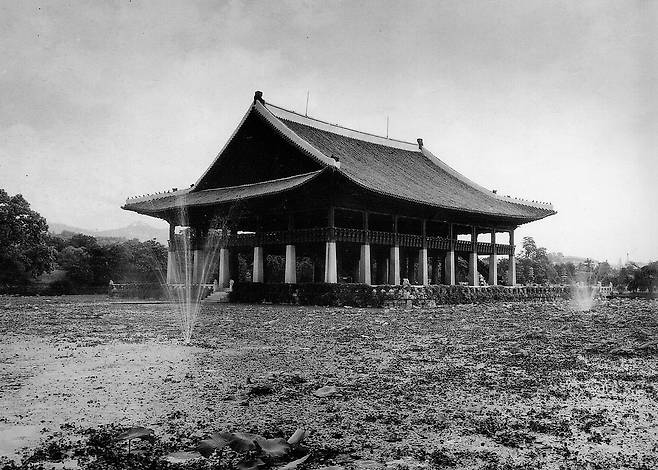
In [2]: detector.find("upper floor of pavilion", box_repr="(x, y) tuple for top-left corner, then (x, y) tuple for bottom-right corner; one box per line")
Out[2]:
(123, 91), (556, 231)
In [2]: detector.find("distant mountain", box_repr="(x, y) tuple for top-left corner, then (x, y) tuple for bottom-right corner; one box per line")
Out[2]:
(49, 221), (168, 244)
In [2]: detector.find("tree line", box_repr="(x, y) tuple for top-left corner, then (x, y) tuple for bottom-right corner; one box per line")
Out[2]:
(512, 236), (656, 291)
(0, 189), (166, 294)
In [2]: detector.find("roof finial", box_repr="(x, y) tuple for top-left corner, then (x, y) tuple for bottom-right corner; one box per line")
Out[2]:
(417, 138), (423, 149)
(254, 90), (265, 105)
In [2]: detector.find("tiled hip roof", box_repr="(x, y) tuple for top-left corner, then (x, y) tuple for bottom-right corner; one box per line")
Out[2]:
(281, 119), (553, 220)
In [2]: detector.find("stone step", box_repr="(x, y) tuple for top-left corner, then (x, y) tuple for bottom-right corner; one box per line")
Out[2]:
(203, 291), (230, 303)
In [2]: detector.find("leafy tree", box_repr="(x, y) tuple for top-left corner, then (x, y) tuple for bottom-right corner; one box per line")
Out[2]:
(0, 189), (55, 283)
(69, 233), (99, 250)
(57, 245), (92, 284)
(516, 236), (558, 285)
(124, 239), (167, 283)
(521, 237), (538, 260)
(628, 262), (658, 292)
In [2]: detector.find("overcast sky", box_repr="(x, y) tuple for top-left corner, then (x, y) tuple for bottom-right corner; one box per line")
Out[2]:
(1, 0), (656, 263)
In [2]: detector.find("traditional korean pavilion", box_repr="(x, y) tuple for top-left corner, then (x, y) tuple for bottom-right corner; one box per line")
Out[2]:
(123, 91), (555, 288)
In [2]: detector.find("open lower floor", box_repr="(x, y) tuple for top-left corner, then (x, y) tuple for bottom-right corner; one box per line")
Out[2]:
(166, 235), (518, 288)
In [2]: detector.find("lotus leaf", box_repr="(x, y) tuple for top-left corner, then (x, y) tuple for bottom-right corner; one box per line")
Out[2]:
(164, 451), (203, 464)
(278, 454), (310, 470)
(313, 386), (339, 398)
(287, 428), (309, 445)
(197, 432), (231, 457)
(238, 458), (267, 470)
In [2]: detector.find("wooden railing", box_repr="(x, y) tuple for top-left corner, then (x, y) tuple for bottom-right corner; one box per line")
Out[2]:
(334, 227), (366, 243)
(427, 236), (451, 250)
(215, 227), (514, 254)
(369, 230), (395, 245)
(398, 233), (424, 248)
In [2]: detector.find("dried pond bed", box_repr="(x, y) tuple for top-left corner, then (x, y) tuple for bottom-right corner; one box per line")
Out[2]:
(0, 296), (657, 469)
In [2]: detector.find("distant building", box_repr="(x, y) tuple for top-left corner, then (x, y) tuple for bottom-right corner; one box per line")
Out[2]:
(123, 91), (555, 287)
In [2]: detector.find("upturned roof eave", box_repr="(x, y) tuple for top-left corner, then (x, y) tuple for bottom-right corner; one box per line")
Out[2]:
(329, 171), (555, 224)
(122, 169), (327, 217)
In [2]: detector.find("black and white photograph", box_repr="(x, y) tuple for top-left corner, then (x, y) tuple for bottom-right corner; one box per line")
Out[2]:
(1, 1), (656, 468)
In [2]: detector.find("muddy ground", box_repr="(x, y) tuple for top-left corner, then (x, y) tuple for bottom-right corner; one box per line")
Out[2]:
(0, 296), (657, 469)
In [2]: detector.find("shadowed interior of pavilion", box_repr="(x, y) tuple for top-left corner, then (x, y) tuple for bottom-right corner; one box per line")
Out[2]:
(123, 91), (556, 295)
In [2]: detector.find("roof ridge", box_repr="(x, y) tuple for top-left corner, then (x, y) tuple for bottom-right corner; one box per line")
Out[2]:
(254, 101), (340, 168)
(265, 102), (420, 152)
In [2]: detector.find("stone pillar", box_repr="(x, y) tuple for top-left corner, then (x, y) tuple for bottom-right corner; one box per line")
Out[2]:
(431, 255), (440, 285)
(489, 229), (498, 286)
(375, 252), (388, 284)
(388, 215), (400, 285)
(468, 226), (478, 286)
(325, 206), (338, 283)
(191, 228), (206, 284)
(166, 223), (177, 284)
(285, 244), (296, 283)
(444, 250), (455, 285)
(468, 252), (479, 286)
(508, 229), (516, 286)
(358, 212), (371, 285)
(253, 246), (264, 283)
(419, 248), (429, 285)
(444, 223), (455, 285)
(218, 247), (230, 288)
(389, 246), (400, 285)
(359, 243), (372, 284)
(324, 241), (337, 283)
(167, 252), (177, 284)
(193, 248), (205, 284)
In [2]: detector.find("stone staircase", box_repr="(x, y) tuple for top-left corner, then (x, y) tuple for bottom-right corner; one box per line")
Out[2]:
(202, 288), (231, 303)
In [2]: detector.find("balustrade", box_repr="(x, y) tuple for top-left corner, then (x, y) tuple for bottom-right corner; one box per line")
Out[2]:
(369, 230), (395, 245)
(476, 241), (491, 254)
(426, 236), (451, 250)
(455, 240), (472, 252)
(334, 227), (366, 243)
(210, 226), (512, 254)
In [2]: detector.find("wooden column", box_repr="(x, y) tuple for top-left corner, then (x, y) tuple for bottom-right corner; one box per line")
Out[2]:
(166, 223), (177, 284)
(444, 223), (455, 285)
(324, 207), (337, 283)
(468, 226), (479, 286)
(508, 229), (516, 286)
(489, 229), (498, 285)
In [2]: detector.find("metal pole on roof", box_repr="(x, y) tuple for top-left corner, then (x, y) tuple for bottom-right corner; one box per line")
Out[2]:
(386, 116), (389, 138)
(305, 91), (310, 117)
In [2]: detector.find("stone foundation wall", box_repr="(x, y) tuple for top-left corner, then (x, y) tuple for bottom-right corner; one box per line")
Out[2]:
(379, 285), (573, 308)
(231, 282), (591, 307)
